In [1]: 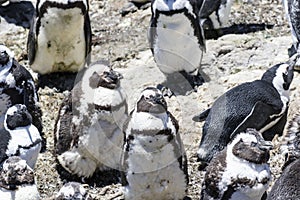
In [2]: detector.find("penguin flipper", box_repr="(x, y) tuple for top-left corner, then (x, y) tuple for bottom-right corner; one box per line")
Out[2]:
(84, 13), (92, 65)
(192, 108), (210, 122)
(27, 17), (37, 65)
(199, 0), (221, 19)
(230, 101), (282, 139)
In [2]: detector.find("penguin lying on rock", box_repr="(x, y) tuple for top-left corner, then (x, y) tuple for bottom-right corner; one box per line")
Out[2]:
(193, 56), (296, 167)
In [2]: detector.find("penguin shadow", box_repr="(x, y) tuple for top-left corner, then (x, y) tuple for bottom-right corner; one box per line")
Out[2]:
(56, 162), (121, 187)
(37, 72), (78, 92)
(204, 23), (274, 40)
(0, 1), (34, 29)
(159, 71), (209, 96)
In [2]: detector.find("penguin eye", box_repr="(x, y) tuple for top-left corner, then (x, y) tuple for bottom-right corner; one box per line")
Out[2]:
(250, 142), (257, 147)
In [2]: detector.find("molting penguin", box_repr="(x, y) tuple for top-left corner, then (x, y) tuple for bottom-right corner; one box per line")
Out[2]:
(121, 87), (188, 200)
(0, 45), (42, 134)
(54, 61), (127, 179)
(201, 128), (272, 200)
(198, 0), (234, 30)
(266, 114), (300, 200)
(149, 0), (206, 89)
(0, 156), (40, 200)
(27, 0), (92, 74)
(55, 182), (92, 200)
(193, 58), (295, 166)
(0, 104), (42, 169)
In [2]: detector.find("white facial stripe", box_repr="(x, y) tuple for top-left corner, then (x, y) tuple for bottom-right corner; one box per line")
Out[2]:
(0, 45), (14, 59)
(230, 132), (257, 147)
(272, 63), (290, 100)
(5, 105), (20, 116)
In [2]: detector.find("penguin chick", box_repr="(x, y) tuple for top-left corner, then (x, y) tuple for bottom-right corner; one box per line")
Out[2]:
(0, 104), (42, 169)
(0, 156), (40, 200)
(121, 87), (188, 200)
(54, 61), (127, 179)
(55, 182), (92, 200)
(27, 0), (92, 74)
(201, 128), (272, 200)
(0, 44), (42, 135)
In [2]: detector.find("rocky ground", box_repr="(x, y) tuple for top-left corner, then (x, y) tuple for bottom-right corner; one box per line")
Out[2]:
(0, 0), (299, 199)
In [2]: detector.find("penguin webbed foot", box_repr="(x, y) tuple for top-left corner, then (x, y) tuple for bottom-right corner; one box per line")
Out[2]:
(179, 71), (205, 90)
(197, 161), (208, 171)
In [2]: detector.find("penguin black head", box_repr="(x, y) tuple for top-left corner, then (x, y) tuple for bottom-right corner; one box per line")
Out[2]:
(5, 104), (33, 130)
(230, 128), (273, 164)
(89, 66), (123, 90)
(261, 60), (294, 91)
(56, 182), (91, 200)
(136, 87), (167, 114)
(0, 45), (13, 67)
(0, 156), (35, 190)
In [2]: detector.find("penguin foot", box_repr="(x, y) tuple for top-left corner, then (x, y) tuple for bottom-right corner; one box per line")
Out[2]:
(179, 71), (205, 89)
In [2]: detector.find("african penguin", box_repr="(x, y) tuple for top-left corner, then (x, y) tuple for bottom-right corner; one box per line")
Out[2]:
(0, 44), (42, 134)
(54, 61), (127, 179)
(27, 0), (92, 74)
(201, 128), (272, 200)
(0, 104), (42, 169)
(0, 156), (40, 200)
(193, 57), (295, 167)
(55, 182), (92, 200)
(198, 0), (234, 30)
(283, 0), (300, 62)
(266, 114), (300, 200)
(121, 87), (188, 200)
(149, 0), (206, 89)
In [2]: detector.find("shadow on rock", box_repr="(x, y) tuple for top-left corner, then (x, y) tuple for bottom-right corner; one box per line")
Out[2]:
(205, 23), (274, 40)
(0, 1), (34, 29)
(37, 72), (78, 92)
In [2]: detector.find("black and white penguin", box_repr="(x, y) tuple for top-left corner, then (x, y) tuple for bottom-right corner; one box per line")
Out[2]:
(54, 61), (127, 179)
(149, 0), (206, 88)
(0, 104), (42, 169)
(266, 114), (300, 200)
(0, 45), (42, 133)
(55, 182), (92, 200)
(0, 156), (40, 200)
(201, 128), (272, 200)
(121, 87), (188, 200)
(198, 0), (234, 30)
(283, 0), (300, 61)
(193, 58), (295, 166)
(27, 0), (92, 74)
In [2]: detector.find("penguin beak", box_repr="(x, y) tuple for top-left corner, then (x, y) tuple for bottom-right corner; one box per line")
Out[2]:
(258, 140), (273, 151)
(0, 50), (9, 65)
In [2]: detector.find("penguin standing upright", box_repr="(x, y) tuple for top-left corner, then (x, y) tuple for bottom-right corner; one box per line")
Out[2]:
(121, 87), (188, 200)
(0, 156), (40, 200)
(27, 0), (92, 74)
(149, 0), (206, 89)
(193, 57), (295, 166)
(198, 0), (234, 30)
(283, 0), (300, 59)
(201, 128), (272, 200)
(0, 104), (42, 169)
(54, 61), (127, 179)
(0, 45), (42, 134)
(266, 114), (300, 200)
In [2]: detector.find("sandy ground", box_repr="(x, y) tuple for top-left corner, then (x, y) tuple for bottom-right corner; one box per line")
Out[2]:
(1, 0), (300, 199)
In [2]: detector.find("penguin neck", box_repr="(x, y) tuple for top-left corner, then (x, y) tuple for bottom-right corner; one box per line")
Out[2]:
(131, 111), (169, 131)
(272, 77), (290, 103)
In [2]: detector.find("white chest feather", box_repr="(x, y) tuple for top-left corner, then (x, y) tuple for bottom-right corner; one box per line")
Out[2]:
(0, 184), (40, 200)
(153, 13), (203, 74)
(125, 135), (186, 200)
(208, 0), (234, 29)
(6, 125), (41, 169)
(32, 7), (86, 74)
(219, 150), (271, 200)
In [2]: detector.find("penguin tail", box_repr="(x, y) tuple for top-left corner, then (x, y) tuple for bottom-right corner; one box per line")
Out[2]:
(192, 108), (210, 122)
